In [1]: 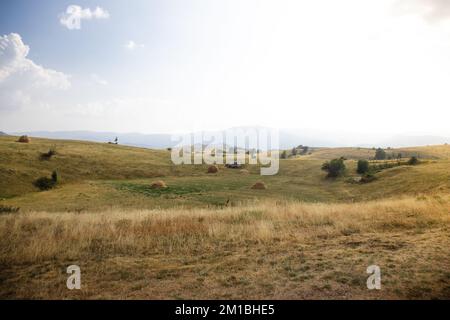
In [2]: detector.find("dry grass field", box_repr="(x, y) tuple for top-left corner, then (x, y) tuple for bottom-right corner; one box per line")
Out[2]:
(0, 196), (449, 299)
(0, 136), (449, 299)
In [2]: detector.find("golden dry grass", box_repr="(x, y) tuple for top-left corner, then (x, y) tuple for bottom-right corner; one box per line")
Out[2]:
(1, 195), (449, 299)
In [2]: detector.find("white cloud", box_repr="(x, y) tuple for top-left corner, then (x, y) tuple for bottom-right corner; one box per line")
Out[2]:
(396, 0), (450, 23)
(0, 33), (70, 113)
(59, 5), (110, 30)
(90, 73), (108, 86)
(124, 40), (145, 51)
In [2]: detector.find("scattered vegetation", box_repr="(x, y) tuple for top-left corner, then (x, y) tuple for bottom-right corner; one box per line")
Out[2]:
(375, 148), (386, 160)
(0, 205), (19, 214)
(1, 136), (450, 299)
(356, 159), (369, 174)
(408, 156), (419, 165)
(360, 173), (377, 184)
(33, 170), (58, 191)
(321, 158), (346, 178)
(39, 147), (57, 160)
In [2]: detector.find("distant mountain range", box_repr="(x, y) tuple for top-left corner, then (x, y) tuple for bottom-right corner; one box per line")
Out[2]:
(7, 128), (450, 149)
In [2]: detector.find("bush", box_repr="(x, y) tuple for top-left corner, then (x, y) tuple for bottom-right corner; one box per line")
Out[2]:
(407, 156), (419, 165)
(0, 205), (20, 214)
(280, 150), (287, 159)
(40, 148), (56, 160)
(51, 170), (58, 182)
(360, 173), (376, 183)
(375, 148), (386, 160)
(357, 160), (369, 174)
(322, 158), (346, 178)
(34, 171), (58, 190)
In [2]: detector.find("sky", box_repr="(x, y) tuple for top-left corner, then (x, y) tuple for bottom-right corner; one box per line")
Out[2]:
(1, 0), (450, 136)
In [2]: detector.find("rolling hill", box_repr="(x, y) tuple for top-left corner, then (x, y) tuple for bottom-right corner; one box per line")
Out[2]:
(1, 135), (449, 211)
(0, 135), (449, 299)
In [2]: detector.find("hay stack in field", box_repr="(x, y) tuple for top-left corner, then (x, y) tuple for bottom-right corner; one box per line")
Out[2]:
(251, 181), (267, 190)
(240, 169), (250, 174)
(17, 135), (30, 143)
(150, 180), (167, 189)
(207, 165), (219, 173)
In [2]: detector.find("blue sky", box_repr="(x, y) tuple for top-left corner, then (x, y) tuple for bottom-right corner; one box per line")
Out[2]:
(1, 0), (450, 137)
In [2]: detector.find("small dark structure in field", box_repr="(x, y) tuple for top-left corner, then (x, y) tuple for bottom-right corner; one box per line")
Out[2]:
(150, 180), (167, 189)
(225, 161), (242, 169)
(251, 181), (267, 190)
(207, 165), (219, 173)
(17, 135), (30, 143)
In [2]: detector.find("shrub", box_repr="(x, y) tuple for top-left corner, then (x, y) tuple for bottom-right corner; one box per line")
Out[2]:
(407, 156), (419, 165)
(51, 170), (58, 182)
(40, 148), (56, 160)
(280, 150), (287, 159)
(0, 205), (20, 214)
(322, 158), (346, 178)
(360, 173), (376, 183)
(34, 171), (58, 191)
(375, 148), (386, 160)
(357, 160), (369, 174)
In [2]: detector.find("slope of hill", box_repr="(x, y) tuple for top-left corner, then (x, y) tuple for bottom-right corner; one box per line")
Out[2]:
(1, 136), (449, 212)
(1, 136), (449, 299)
(0, 135), (172, 198)
(306, 145), (450, 160)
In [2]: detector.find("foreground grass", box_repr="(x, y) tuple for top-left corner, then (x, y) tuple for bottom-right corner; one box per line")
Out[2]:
(1, 195), (449, 299)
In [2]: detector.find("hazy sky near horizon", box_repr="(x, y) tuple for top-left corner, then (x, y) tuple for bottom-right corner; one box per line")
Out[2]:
(1, 0), (450, 136)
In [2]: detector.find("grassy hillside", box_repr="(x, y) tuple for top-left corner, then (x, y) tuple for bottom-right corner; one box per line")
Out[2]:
(1, 136), (449, 211)
(306, 145), (450, 160)
(1, 136), (449, 299)
(0, 135), (175, 199)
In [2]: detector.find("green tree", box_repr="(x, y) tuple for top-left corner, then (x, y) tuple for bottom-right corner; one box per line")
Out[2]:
(357, 160), (369, 174)
(280, 150), (287, 159)
(321, 158), (346, 178)
(407, 156), (419, 165)
(375, 148), (386, 160)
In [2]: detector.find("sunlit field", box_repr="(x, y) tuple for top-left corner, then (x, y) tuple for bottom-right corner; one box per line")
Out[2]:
(1, 136), (449, 299)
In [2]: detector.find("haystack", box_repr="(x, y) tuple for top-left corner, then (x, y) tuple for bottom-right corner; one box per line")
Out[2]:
(207, 165), (219, 173)
(17, 135), (30, 143)
(150, 180), (167, 189)
(251, 181), (267, 190)
(240, 169), (250, 174)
